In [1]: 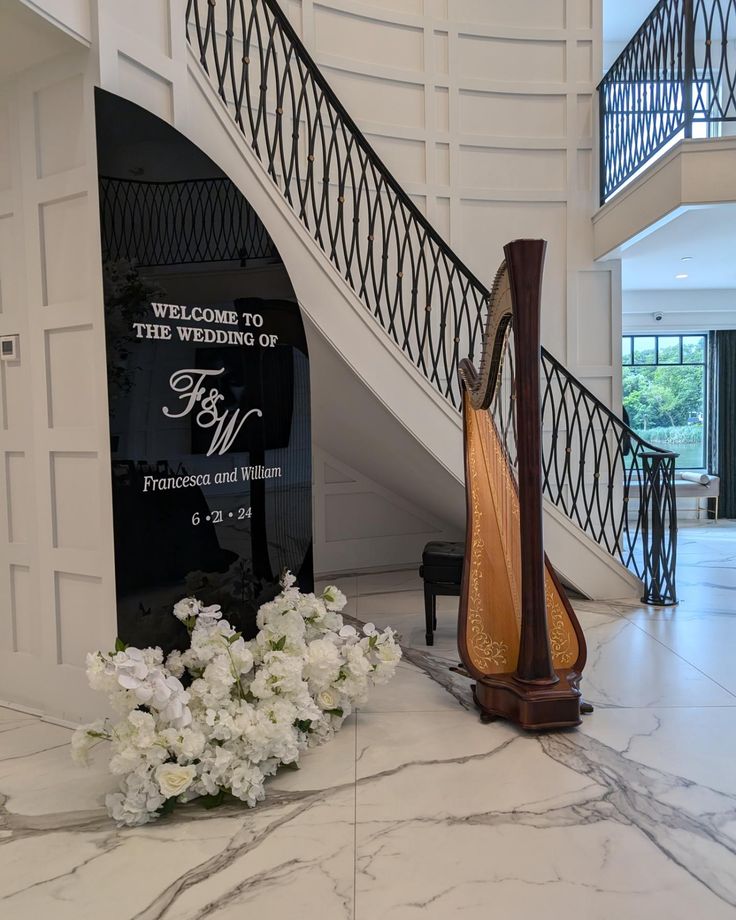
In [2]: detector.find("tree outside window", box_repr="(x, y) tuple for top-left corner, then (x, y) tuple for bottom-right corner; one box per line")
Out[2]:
(622, 334), (707, 469)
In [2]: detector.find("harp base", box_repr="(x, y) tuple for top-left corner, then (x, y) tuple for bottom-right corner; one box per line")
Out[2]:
(472, 669), (583, 731)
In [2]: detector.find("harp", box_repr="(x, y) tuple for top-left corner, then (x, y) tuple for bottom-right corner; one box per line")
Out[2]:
(458, 240), (587, 730)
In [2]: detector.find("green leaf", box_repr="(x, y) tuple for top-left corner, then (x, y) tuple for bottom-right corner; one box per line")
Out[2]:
(158, 797), (177, 817)
(114, 637), (127, 652)
(295, 719), (313, 733)
(199, 790), (226, 810)
(227, 632), (243, 644)
(326, 708), (344, 718)
(270, 635), (287, 652)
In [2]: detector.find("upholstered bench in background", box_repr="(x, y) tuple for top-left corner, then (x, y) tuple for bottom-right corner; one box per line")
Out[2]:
(627, 472), (721, 520)
(419, 541), (464, 645)
(676, 472), (721, 519)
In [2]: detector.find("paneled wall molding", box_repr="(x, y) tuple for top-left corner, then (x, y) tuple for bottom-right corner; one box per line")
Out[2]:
(0, 42), (116, 720)
(312, 446), (458, 574)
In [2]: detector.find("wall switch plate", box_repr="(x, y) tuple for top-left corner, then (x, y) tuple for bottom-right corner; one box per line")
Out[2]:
(0, 334), (19, 361)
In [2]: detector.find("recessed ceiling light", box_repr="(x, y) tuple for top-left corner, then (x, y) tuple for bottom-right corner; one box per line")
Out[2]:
(675, 273), (689, 280)
(680, 256), (693, 262)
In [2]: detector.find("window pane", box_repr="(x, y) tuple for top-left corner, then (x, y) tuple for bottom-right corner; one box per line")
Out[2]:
(622, 364), (705, 469)
(657, 336), (680, 364)
(622, 336), (632, 365)
(682, 335), (705, 364)
(633, 336), (656, 364)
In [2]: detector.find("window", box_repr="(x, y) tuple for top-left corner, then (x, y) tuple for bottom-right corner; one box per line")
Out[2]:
(622, 333), (707, 469)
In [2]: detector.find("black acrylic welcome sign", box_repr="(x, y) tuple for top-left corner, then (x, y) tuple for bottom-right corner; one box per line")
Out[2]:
(95, 89), (313, 651)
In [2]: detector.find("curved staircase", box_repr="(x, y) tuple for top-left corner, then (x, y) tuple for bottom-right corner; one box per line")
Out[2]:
(152, 0), (677, 601)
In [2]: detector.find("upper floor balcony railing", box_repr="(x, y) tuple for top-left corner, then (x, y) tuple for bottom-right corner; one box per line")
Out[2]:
(598, 0), (736, 204)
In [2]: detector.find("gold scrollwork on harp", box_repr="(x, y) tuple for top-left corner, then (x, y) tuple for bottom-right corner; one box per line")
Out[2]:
(546, 579), (576, 668)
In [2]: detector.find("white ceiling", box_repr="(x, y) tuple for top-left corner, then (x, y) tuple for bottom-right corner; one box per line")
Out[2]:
(0, 0), (80, 82)
(620, 204), (736, 291)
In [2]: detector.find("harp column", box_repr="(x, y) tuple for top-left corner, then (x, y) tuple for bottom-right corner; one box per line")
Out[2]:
(505, 240), (558, 687)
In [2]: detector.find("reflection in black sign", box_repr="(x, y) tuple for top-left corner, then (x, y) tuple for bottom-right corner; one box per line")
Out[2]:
(96, 89), (313, 651)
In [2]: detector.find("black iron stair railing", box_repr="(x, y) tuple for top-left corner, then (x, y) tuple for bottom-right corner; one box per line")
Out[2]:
(186, 0), (487, 409)
(599, 0), (736, 204)
(186, 0), (677, 604)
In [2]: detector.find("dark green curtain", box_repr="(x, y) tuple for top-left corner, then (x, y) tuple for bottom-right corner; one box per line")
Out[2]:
(708, 330), (736, 518)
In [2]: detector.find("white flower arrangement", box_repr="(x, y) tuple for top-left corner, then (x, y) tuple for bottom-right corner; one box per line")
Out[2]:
(72, 573), (401, 826)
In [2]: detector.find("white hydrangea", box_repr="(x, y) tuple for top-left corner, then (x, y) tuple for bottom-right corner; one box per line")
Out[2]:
(303, 638), (342, 692)
(322, 585), (348, 611)
(74, 571), (401, 826)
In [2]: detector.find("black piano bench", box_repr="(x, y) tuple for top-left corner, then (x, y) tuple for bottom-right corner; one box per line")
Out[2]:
(419, 541), (464, 646)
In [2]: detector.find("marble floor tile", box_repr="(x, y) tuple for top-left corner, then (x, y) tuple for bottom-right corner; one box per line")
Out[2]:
(579, 613), (736, 708)
(353, 569), (422, 596)
(357, 661), (460, 713)
(620, 613), (736, 697)
(3, 523), (736, 918)
(355, 709), (736, 919)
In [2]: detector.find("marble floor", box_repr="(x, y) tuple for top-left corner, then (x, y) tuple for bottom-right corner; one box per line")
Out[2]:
(2, 522), (736, 918)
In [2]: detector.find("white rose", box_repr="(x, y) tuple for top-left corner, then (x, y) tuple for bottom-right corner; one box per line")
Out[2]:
(155, 762), (197, 798)
(317, 688), (339, 711)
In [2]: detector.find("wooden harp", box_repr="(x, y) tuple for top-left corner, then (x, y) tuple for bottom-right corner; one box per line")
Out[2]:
(458, 240), (587, 730)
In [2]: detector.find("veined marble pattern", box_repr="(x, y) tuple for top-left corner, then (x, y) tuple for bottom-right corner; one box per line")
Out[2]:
(2, 522), (736, 918)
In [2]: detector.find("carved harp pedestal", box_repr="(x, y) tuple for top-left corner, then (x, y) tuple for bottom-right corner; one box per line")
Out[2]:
(458, 240), (587, 731)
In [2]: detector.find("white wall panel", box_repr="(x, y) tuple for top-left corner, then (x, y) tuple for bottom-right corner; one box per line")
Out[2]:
(1, 359), (26, 432)
(324, 68), (425, 129)
(364, 0), (424, 13)
(106, 0), (172, 57)
(50, 452), (100, 551)
(34, 75), (86, 177)
(315, 7), (424, 71)
(44, 324), (95, 427)
(0, 102), (11, 191)
(453, 0), (566, 29)
(577, 271), (613, 366)
(117, 53), (174, 124)
(458, 91), (567, 139)
(39, 193), (90, 305)
(54, 570), (103, 666)
(9, 564), (33, 653)
(0, 213), (15, 311)
(5, 452), (30, 545)
(459, 147), (566, 192)
(457, 35), (566, 85)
